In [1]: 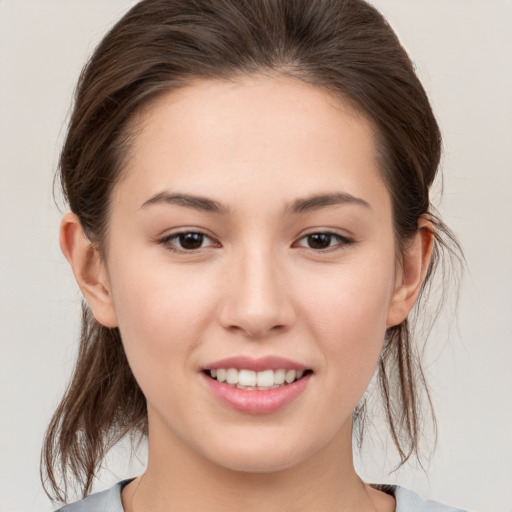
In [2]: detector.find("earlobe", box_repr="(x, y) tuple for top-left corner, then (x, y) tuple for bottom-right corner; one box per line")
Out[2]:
(386, 218), (434, 328)
(59, 212), (119, 328)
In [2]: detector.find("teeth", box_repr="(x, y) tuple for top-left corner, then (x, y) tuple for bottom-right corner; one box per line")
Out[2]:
(239, 369), (256, 387)
(274, 369), (285, 385)
(226, 368), (238, 385)
(285, 369), (296, 383)
(208, 368), (307, 388)
(256, 369), (274, 387)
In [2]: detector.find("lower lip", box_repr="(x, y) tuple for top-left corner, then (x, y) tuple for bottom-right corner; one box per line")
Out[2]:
(203, 373), (311, 415)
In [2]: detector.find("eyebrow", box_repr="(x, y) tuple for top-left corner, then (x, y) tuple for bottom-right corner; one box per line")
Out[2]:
(140, 191), (371, 215)
(140, 192), (231, 214)
(287, 192), (371, 214)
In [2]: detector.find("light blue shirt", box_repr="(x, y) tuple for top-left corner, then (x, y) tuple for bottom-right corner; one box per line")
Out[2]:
(56, 479), (471, 511)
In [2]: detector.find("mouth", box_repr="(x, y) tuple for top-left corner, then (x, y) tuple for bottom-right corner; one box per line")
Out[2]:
(201, 356), (313, 413)
(203, 368), (313, 391)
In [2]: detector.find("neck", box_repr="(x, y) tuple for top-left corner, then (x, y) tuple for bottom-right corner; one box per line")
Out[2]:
(123, 413), (392, 512)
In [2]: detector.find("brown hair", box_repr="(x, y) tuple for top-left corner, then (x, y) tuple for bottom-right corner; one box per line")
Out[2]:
(42, 0), (461, 502)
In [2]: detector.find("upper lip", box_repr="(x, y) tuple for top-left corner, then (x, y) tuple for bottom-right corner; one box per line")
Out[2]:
(203, 355), (309, 372)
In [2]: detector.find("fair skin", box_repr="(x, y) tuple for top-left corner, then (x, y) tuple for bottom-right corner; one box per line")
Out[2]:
(60, 74), (432, 512)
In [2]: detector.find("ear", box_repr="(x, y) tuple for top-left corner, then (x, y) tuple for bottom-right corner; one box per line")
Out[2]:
(60, 212), (118, 328)
(386, 217), (434, 328)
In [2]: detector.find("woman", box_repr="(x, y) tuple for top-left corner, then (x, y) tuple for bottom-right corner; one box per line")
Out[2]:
(42, 0), (467, 510)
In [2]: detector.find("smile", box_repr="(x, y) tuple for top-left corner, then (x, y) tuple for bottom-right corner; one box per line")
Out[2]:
(202, 357), (313, 414)
(207, 368), (308, 390)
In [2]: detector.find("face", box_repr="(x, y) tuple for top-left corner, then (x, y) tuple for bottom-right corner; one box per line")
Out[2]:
(102, 75), (403, 473)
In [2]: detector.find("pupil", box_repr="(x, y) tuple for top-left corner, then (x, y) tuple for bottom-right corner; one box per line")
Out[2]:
(179, 233), (203, 250)
(308, 233), (331, 249)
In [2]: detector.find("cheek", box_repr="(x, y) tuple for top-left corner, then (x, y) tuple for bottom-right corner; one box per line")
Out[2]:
(107, 259), (219, 379)
(297, 259), (395, 390)
(303, 264), (393, 342)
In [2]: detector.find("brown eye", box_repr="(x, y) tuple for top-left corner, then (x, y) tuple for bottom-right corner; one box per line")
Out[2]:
(295, 232), (353, 251)
(160, 231), (218, 252)
(307, 233), (334, 249)
(178, 232), (206, 250)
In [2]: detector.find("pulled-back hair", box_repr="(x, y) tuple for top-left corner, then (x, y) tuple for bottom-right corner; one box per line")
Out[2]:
(42, 0), (461, 502)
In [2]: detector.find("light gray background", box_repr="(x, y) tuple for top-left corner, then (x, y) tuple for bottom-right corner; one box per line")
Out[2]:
(1, 1), (511, 511)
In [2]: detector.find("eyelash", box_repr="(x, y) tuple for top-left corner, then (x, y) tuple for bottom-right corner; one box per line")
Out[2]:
(293, 232), (354, 252)
(158, 231), (219, 253)
(158, 230), (354, 254)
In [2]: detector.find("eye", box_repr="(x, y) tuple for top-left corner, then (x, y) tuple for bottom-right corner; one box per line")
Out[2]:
(294, 232), (353, 251)
(159, 231), (219, 252)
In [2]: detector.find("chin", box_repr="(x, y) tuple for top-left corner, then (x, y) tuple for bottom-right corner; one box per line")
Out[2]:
(195, 426), (329, 475)
(207, 448), (304, 474)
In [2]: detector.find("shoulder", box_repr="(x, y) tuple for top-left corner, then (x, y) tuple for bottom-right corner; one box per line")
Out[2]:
(392, 485), (473, 512)
(54, 480), (473, 512)
(54, 479), (131, 512)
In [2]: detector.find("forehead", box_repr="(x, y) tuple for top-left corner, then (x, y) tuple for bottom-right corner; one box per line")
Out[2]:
(130, 74), (375, 161)
(114, 74), (388, 215)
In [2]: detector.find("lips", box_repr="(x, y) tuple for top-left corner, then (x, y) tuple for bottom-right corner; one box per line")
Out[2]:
(204, 355), (308, 372)
(202, 356), (312, 414)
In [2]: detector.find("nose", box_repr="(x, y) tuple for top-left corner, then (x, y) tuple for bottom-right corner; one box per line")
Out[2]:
(218, 246), (296, 339)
